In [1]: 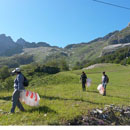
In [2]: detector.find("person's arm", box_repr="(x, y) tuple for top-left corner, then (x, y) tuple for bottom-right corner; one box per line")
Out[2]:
(105, 75), (108, 83)
(17, 74), (23, 90)
(80, 75), (82, 81)
(101, 76), (103, 83)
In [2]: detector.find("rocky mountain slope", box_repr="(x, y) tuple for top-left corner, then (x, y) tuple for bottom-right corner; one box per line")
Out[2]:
(0, 23), (130, 67)
(0, 34), (16, 54)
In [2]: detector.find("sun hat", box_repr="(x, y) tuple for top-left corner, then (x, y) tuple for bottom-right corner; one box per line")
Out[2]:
(12, 68), (21, 73)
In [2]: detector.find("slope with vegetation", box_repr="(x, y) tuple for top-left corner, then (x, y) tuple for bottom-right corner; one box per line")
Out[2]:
(84, 46), (130, 67)
(0, 63), (130, 125)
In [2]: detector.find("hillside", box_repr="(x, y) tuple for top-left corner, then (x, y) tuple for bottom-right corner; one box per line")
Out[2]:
(108, 26), (130, 44)
(0, 64), (130, 125)
(1, 24), (130, 67)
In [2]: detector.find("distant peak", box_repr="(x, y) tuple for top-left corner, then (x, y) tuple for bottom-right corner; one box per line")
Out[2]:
(17, 38), (26, 42)
(0, 34), (14, 43)
(128, 22), (130, 27)
(0, 34), (6, 37)
(16, 38), (27, 45)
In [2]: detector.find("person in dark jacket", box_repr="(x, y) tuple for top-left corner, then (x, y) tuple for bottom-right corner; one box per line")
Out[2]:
(80, 71), (87, 91)
(10, 68), (25, 113)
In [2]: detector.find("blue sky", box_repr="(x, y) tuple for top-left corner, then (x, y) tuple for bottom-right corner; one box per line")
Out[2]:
(0, 0), (130, 47)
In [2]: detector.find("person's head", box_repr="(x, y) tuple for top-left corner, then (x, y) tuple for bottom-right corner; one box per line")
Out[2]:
(82, 71), (85, 74)
(12, 68), (21, 75)
(102, 71), (105, 75)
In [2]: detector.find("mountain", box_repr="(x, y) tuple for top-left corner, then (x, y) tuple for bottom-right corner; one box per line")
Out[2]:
(0, 23), (130, 68)
(101, 43), (130, 56)
(0, 35), (53, 56)
(16, 38), (51, 48)
(16, 38), (28, 45)
(108, 26), (130, 44)
(0, 34), (16, 54)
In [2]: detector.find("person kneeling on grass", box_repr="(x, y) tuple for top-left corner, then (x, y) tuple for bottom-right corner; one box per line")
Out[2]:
(102, 71), (109, 96)
(10, 68), (25, 113)
(80, 71), (87, 91)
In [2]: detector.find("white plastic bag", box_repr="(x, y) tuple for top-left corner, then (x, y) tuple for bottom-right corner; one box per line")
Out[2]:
(97, 84), (102, 91)
(86, 78), (91, 87)
(97, 84), (104, 95)
(19, 90), (40, 106)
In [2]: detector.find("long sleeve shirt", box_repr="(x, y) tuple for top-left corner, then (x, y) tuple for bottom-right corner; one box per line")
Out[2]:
(102, 75), (107, 84)
(80, 73), (87, 83)
(14, 73), (25, 90)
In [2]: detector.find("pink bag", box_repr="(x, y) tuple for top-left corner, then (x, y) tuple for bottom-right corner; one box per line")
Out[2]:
(97, 84), (104, 95)
(86, 78), (91, 87)
(99, 86), (104, 95)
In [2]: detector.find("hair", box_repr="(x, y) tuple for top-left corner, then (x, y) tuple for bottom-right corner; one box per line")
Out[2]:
(103, 71), (105, 74)
(82, 71), (85, 74)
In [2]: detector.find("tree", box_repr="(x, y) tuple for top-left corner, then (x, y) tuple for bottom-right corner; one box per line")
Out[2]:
(34, 65), (60, 74)
(72, 61), (83, 70)
(3, 77), (14, 91)
(46, 60), (59, 68)
(127, 57), (130, 64)
(59, 59), (69, 71)
(0, 83), (3, 90)
(0, 66), (10, 81)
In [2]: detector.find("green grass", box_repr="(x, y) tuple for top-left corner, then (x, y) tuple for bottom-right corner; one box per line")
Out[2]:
(0, 63), (130, 125)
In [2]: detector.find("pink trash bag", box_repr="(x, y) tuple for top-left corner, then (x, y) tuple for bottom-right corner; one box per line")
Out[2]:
(19, 90), (40, 106)
(97, 84), (104, 95)
(86, 78), (92, 87)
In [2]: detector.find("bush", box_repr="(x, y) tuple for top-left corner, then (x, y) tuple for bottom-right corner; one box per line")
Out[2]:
(59, 59), (69, 71)
(2, 77), (14, 91)
(35, 65), (60, 74)
(46, 59), (69, 71)
(0, 66), (10, 81)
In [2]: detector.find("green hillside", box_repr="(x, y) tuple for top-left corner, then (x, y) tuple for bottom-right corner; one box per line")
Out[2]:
(109, 26), (130, 44)
(66, 41), (108, 66)
(23, 47), (63, 63)
(0, 64), (130, 125)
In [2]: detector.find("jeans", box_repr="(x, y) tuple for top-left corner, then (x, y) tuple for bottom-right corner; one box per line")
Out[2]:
(102, 83), (107, 96)
(11, 90), (24, 113)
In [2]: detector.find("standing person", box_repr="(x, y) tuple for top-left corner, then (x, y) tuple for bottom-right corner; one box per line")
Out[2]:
(80, 71), (87, 91)
(10, 68), (25, 113)
(102, 71), (109, 96)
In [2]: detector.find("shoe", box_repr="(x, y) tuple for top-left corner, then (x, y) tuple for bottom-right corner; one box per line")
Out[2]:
(8, 112), (14, 115)
(20, 109), (25, 112)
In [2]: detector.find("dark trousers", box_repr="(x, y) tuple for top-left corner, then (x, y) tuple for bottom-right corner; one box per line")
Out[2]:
(82, 82), (86, 91)
(11, 90), (24, 113)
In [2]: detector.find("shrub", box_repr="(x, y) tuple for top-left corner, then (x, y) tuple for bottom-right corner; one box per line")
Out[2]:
(0, 66), (10, 80)
(2, 77), (14, 91)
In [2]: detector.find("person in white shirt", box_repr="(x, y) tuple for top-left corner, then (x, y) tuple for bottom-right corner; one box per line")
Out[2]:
(102, 72), (109, 96)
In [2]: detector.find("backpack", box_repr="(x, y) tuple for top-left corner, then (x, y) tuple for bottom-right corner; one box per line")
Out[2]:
(23, 76), (29, 87)
(106, 75), (109, 83)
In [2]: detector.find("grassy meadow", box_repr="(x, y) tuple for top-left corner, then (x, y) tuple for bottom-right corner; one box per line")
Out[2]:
(0, 63), (130, 125)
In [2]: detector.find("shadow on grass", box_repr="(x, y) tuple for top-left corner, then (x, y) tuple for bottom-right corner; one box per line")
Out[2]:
(87, 90), (130, 100)
(0, 96), (12, 101)
(87, 90), (99, 93)
(106, 95), (130, 100)
(40, 95), (105, 105)
(28, 105), (57, 114)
